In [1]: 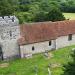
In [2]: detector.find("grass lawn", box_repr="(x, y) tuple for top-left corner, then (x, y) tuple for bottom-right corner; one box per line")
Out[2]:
(63, 13), (75, 20)
(0, 45), (75, 75)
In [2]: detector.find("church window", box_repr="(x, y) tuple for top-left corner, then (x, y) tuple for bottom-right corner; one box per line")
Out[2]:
(49, 41), (51, 46)
(32, 46), (35, 51)
(68, 34), (72, 41)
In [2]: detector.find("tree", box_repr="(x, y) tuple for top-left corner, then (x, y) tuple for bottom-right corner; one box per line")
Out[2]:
(33, 6), (65, 22)
(0, 0), (15, 16)
(19, 5), (29, 12)
(33, 11), (47, 22)
(8, 0), (19, 5)
(16, 12), (33, 24)
(60, 0), (75, 13)
(62, 50), (75, 75)
(47, 7), (65, 22)
(39, 0), (60, 12)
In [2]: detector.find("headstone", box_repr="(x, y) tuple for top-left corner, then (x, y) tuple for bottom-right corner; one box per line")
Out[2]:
(44, 50), (49, 57)
(24, 54), (32, 59)
(34, 65), (38, 75)
(48, 67), (51, 75)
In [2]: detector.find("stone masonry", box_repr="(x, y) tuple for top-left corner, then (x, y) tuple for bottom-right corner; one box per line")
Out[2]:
(0, 16), (20, 60)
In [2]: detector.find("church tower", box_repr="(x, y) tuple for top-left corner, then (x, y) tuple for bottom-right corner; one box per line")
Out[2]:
(0, 16), (20, 60)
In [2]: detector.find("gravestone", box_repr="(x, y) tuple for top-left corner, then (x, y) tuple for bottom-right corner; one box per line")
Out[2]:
(44, 50), (49, 57)
(34, 65), (38, 75)
(24, 54), (32, 59)
(48, 64), (51, 75)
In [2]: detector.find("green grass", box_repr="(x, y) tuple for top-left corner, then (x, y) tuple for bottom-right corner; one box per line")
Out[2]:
(63, 13), (75, 20)
(0, 45), (75, 75)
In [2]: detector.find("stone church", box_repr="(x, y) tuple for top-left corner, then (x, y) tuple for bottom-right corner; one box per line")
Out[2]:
(0, 16), (75, 60)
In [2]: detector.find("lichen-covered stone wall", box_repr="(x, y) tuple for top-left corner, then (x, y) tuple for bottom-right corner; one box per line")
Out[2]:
(0, 16), (20, 60)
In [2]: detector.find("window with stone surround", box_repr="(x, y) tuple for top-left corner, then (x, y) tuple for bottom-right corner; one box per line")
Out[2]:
(68, 34), (72, 41)
(49, 41), (51, 46)
(32, 46), (35, 51)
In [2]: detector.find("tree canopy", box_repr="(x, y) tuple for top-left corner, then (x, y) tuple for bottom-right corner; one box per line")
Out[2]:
(0, 0), (15, 16)
(1, 0), (75, 23)
(47, 7), (65, 21)
(62, 50), (75, 75)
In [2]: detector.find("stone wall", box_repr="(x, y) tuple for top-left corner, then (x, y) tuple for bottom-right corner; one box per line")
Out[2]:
(20, 34), (75, 58)
(56, 34), (75, 49)
(0, 16), (20, 60)
(0, 16), (20, 40)
(0, 26), (20, 40)
(0, 16), (19, 27)
(2, 40), (20, 60)
(20, 40), (56, 58)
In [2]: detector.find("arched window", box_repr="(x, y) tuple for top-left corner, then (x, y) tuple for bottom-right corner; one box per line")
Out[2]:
(49, 41), (51, 46)
(32, 46), (35, 51)
(68, 34), (72, 41)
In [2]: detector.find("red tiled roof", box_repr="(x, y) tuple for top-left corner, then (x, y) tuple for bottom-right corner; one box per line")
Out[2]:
(18, 20), (75, 45)
(56, 20), (75, 36)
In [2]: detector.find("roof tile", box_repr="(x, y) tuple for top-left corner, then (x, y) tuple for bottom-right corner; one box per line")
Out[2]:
(18, 20), (75, 45)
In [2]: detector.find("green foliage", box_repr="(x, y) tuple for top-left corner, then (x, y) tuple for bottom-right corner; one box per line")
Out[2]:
(16, 0), (66, 23)
(8, 0), (19, 5)
(47, 7), (65, 21)
(62, 50), (75, 75)
(33, 11), (47, 22)
(0, 0), (75, 23)
(19, 5), (29, 12)
(28, 2), (40, 14)
(16, 12), (33, 24)
(0, 0), (15, 16)
(60, 0), (75, 13)
(39, 0), (60, 12)
(33, 7), (65, 22)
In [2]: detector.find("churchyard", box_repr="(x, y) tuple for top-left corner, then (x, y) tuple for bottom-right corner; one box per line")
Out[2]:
(0, 45), (74, 75)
